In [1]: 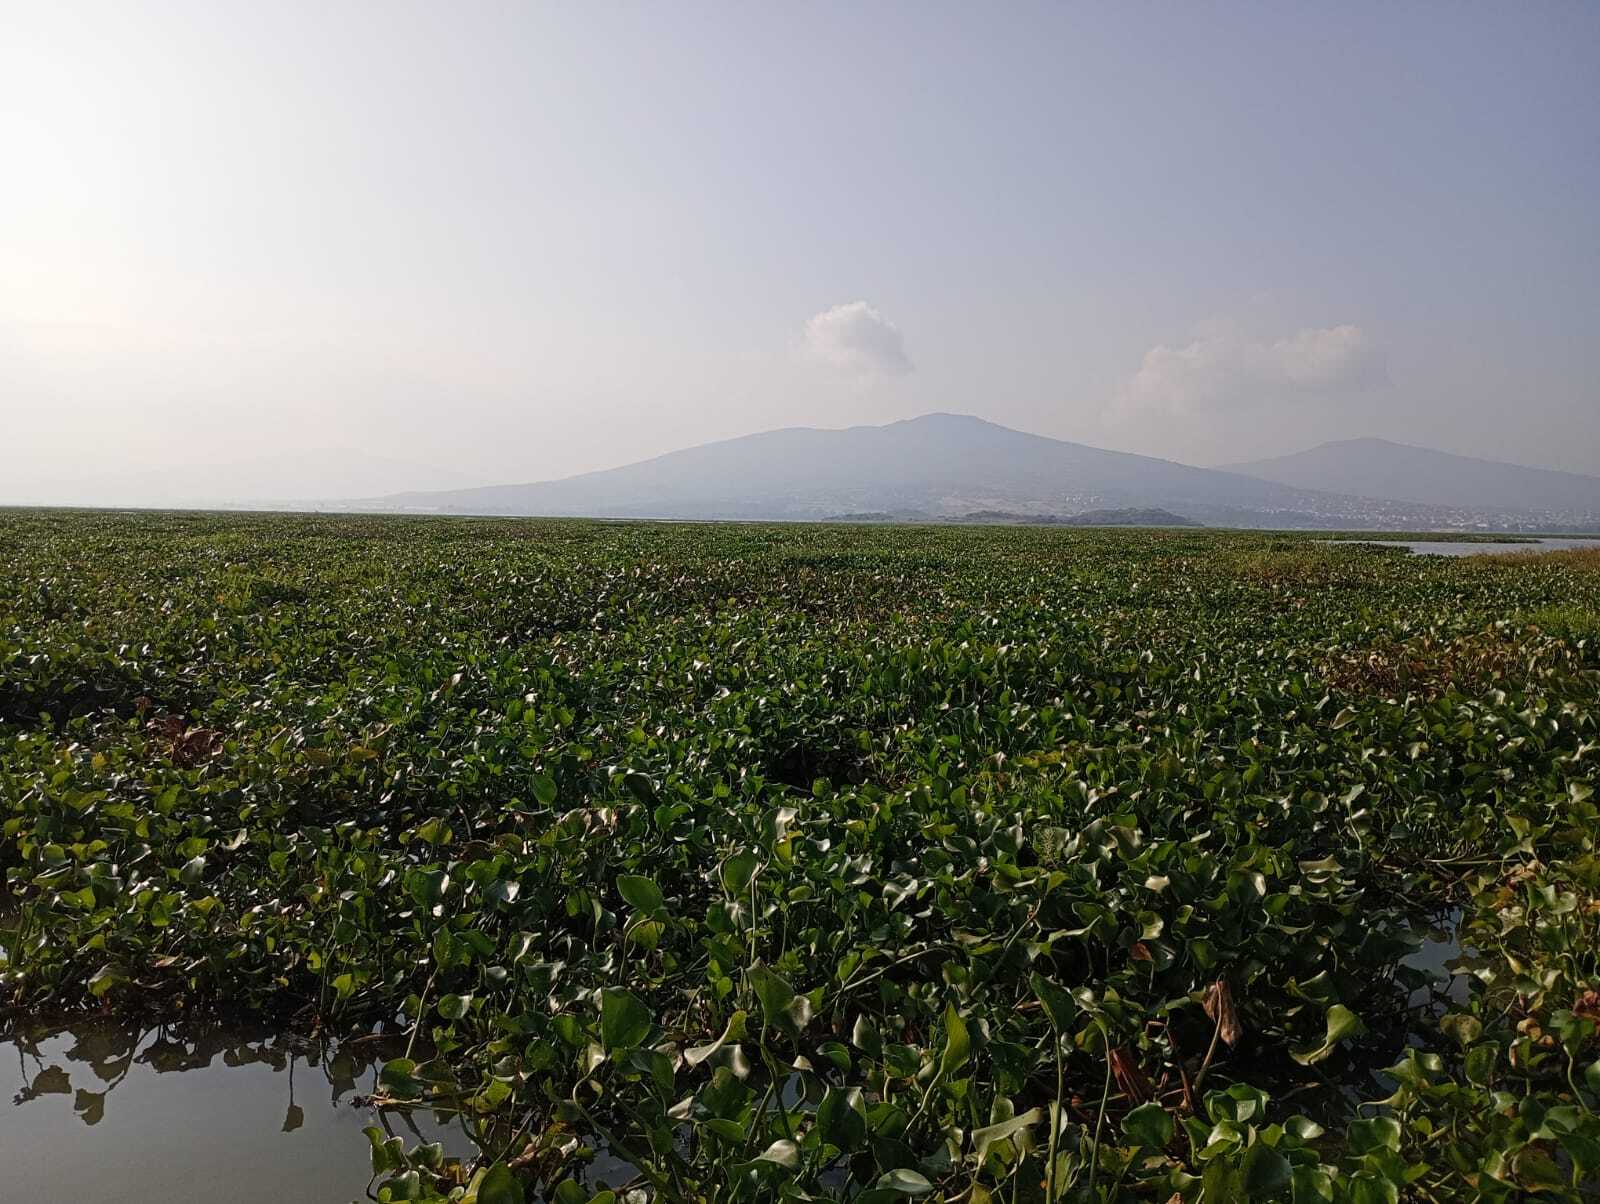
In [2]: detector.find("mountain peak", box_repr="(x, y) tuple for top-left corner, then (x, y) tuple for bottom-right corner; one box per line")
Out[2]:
(890, 411), (1010, 430)
(1310, 436), (1405, 450)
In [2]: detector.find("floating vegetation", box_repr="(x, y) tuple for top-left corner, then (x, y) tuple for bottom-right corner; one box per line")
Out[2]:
(2, 511), (1598, 1202)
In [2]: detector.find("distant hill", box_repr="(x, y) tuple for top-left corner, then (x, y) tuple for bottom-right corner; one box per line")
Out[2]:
(1057, 507), (1202, 527)
(364, 413), (1422, 528)
(1223, 438), (1600, 519)
(952, 507), (1202, 527)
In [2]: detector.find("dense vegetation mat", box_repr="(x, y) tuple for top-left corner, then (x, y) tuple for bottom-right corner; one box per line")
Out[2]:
(3, 512), (1599, 1202)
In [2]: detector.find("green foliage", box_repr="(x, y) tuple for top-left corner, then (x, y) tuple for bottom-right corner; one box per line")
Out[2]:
(3, 512), (1600, 1201)
(1527, 603), (1600, 651)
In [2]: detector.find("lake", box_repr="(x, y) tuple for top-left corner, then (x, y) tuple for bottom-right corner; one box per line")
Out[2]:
(1330, 536), (1600, 557)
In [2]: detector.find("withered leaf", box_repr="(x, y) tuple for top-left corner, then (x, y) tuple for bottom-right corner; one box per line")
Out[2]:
(1203, 979), (1243, 1047)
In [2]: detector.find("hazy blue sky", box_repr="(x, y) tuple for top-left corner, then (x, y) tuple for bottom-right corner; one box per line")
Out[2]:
(4, 1), (1597, 501)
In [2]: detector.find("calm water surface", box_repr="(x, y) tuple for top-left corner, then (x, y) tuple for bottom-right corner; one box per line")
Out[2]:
(1, 1020), (474, 1203)
(1332, 537), (1600, 557)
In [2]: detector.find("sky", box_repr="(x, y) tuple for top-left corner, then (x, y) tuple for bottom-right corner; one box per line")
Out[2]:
(3, 1), (1598, 504)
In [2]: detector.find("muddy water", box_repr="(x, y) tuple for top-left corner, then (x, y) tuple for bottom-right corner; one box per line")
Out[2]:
(0, 1020), (474, 1203)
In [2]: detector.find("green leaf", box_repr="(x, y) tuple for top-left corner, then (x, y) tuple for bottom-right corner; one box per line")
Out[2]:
(1284, 1115), (1326, 1144)
(1123, 1101), (1173, 1148)
(873, 1169), (935, 1195)
(1291, 1165), (1335, 1202)
(1207, 1083), (1269, 1125)
(625, 916), (664, 951)
(938, 1003), (971, 1081)
(851, 1014), (883, 1057)
(1345, 1173), (1398, 1204)
(970, 1107), (1041, 1163)
(1030, 972), (1077, 1032)
(620, 771), (656, 804)
(1292, 1004), (1365, 1065)
(463, 1162), (524, 1204)
(684, 1010), (747, 1067)
(748, 963), (793, 1015)
(409, 868), (449, 909)
(1560, 1126), (1600, 1177)
(437, 992), (472, 1020)
(1346, 1115), (1402, 1156)
(600, 987), (652, 1052)
(702, 1117), (746, 1143)
(756, 1139), (800, 1168)
(484, 878), (520, 905)
(379, 1058), (426, 1099)
(363, 1125), (402, 1173)
(749, 964), (811, 1040)
(617, 873), (664, 913)
(86, 964), (122, 999)
(1240, 1142), (1292, 1194)
(1465, 1042), (1499, 1086)
(817, 1040), (852, 1072)
(816, 1085), (867, 1150)
(722, 850), (760, 894)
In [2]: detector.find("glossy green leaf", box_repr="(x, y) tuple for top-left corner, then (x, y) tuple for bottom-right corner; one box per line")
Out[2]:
(599, 987), (652, 1052)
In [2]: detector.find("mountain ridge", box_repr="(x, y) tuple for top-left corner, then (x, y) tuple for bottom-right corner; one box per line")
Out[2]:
(360, 412), (1556, 530)
(366, 412), (1317, 522)
(1222, 437), (1600, 517)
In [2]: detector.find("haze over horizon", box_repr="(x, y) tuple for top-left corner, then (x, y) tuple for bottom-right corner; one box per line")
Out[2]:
(4, 2), (1598, 506)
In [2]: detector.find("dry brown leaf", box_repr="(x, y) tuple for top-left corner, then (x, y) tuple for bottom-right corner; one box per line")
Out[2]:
(1203, 979), (1243, 1047)
(1108, 1046), (1151, 1103)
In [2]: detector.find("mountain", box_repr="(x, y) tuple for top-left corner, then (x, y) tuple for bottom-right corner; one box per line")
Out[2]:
(1222, 438), (1600, 521)
(362, 413), (1461, 528)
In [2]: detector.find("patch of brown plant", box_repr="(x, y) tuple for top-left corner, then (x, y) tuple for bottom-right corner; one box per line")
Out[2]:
(1470, 546), (1600, 570)
(1320, 627), (1557, 701)
(137, 698), (222, 765)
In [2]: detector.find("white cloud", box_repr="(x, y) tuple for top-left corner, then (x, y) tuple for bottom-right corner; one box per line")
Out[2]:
(802, 301), (913, 376)
(1113, 322), (1383, 418)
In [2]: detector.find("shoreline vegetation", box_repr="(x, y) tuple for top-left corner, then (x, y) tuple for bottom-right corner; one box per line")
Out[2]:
(3, 511), (1599, 1202)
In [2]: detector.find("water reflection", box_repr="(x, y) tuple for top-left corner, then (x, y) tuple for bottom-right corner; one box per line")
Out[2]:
(1403, 907), (1471, 1014)
(2, 1019), (476, 1203)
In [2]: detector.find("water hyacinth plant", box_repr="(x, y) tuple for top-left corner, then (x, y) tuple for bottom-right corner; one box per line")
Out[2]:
(3, 511), (1599, 1201)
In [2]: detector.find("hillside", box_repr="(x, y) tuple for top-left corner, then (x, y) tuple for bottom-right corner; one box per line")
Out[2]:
(1223, 438), (1600, 520)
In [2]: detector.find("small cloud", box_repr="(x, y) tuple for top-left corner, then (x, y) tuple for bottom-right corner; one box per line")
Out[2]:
(802, 301), (913, 376)
(1113, 322), (1383, 419)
